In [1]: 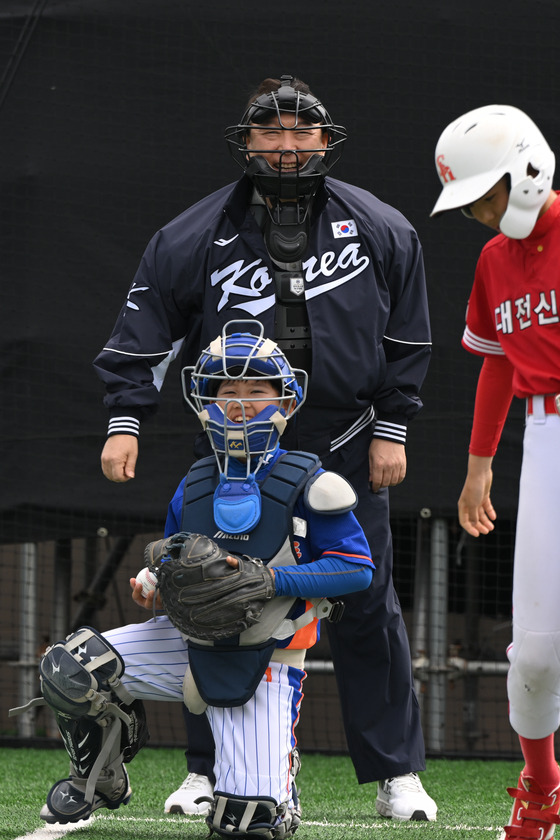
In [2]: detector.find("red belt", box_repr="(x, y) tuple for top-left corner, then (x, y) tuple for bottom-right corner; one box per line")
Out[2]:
(527, 394), (560, 415)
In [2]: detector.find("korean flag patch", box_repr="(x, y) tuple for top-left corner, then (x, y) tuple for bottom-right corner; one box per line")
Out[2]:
(332, 219), (357, 238)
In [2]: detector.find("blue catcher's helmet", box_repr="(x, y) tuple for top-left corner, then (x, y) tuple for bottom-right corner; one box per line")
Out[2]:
(182, 320), (307, 470)
(182, 322), (308, 534)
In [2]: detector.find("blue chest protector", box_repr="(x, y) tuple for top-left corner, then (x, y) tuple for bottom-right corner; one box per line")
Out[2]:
(180, 450), (321, 707)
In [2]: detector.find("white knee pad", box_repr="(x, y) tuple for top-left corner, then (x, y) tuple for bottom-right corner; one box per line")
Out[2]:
(508, 627), (560, 737)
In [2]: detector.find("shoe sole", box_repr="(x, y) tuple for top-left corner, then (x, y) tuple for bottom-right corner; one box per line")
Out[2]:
(165, 803), (211, 816)
(376, 801), (437, 821)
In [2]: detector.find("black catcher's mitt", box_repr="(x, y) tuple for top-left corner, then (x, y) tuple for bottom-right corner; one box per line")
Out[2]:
(144, 531), (276, 641)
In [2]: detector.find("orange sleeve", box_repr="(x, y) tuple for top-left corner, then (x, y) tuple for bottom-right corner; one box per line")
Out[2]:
(469, 355), (515, 457)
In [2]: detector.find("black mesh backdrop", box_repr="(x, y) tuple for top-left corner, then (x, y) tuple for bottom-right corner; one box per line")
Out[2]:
(2, 0), (560, 756)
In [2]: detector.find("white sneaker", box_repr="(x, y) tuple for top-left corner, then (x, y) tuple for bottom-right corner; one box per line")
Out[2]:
(376, 772), (437, 821)
(163, 773), (213, 815)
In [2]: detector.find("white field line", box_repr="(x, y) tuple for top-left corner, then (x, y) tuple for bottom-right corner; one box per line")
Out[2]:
(12, 814), (505, 838)
(11, 816), (95, 840)
(65, 813), (506, 832)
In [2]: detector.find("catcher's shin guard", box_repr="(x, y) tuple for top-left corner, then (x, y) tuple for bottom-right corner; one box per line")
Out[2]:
(207, 793), (301, 840)
(207, 749), (302, 839)
(35, 627), (148, 823)
(41, 722), (133, 824)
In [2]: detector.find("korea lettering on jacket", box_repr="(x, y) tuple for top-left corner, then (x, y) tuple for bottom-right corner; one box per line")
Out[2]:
(95, 174), (431, 449)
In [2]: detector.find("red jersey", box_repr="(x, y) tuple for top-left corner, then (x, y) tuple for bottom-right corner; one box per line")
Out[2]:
(462, 193), (560, 399)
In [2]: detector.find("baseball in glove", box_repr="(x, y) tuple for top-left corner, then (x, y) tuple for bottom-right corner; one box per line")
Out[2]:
(144, 531), (276, 641)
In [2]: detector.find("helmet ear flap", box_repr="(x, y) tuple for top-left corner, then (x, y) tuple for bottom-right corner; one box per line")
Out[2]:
(431, 104), (555, 237)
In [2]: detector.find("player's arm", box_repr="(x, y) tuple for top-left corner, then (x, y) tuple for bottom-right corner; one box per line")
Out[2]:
(370, 223), (431, 487)
(458, 354), (514, 536)
(273, 481), (374, 598)
(94, 233), (189, 481)
(458, 454), (495, 537)
(223, 519), (372, 598)
(272, 549), (373, 598)
(163, 477), (187, 537)
(224, 474), (373, 599)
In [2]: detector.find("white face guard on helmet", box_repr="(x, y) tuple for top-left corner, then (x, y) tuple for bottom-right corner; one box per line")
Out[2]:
(430, 104), (555, 238)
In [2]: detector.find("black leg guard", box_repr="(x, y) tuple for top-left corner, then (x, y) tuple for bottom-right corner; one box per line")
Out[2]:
(43, 739), (133, 824)
(207, 750), (302, 840)
(35, 627), (149, 824)
(41, 697), (148, 823)
(207, 793), (301, 840)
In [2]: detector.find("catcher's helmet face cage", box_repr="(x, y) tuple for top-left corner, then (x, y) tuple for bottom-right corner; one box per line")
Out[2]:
(431, 104), (555, 239)
(182, 320), (308, 478)
(225, 75), (347, 224)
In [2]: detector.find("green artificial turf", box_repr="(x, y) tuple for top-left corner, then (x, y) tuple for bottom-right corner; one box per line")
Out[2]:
(0, 747), (521, 840)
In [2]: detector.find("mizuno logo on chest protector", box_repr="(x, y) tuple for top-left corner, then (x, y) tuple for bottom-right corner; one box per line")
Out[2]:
(213, 530), (250, 540)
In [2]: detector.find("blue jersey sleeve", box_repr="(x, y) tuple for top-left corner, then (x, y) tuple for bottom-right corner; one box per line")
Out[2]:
(273, 502), (374, 599)
(273, 553), (372, 598)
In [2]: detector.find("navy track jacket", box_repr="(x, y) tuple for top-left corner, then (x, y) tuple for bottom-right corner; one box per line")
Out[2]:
(94, 175), (432, 452)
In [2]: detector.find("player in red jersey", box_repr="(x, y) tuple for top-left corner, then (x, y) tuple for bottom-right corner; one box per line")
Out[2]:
(431, 105), (560, 840)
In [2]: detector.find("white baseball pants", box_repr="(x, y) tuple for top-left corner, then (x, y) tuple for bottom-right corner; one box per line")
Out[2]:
(507, 397), (560, 738)
(103, 615), (305, 804)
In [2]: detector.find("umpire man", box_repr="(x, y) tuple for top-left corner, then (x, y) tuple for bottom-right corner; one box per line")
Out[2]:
(94, 74), (436, 821)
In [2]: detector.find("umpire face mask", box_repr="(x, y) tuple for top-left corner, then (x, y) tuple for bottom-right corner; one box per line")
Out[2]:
(244, 116), (329, 225)
(225, 75), (347, 225)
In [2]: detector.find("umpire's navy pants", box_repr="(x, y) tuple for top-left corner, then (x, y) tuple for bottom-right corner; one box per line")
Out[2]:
(320, 427), (426, 782)
(184, 424), (426, 784)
